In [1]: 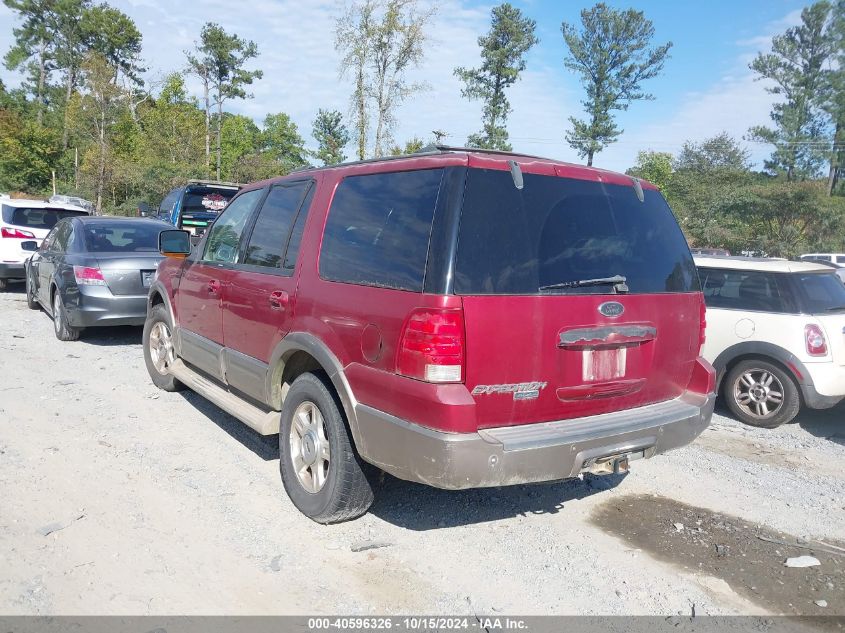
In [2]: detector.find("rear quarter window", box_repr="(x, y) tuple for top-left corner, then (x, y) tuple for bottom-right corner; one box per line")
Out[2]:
(319, 169), (443, 291)
(699, 268), (792, 313)
(791, 272), (845, 313)
(453, 169), (699, 295)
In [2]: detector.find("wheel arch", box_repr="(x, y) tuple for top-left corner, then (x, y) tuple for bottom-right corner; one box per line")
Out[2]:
(266, 332), (362, 447)
(147, 281), (177, 332)
(712, 341), (809, 392)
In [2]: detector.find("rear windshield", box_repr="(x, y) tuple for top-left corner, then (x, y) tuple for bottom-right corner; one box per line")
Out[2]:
(454, 169), (699, 295)
(181, 186), (238, 215)
(2, 206), (87, 229)
(83, 222), (164, 253)
(793, 272), (845, 313)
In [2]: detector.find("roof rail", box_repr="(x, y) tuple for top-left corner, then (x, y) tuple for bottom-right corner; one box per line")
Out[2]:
(186, 179), (242, 188)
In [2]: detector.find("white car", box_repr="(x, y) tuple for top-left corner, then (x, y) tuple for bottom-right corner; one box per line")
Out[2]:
(696, 256), (845, 427)
(0, 199), (90, 291)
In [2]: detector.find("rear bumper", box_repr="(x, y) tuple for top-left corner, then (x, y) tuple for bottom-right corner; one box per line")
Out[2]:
(64, 286), (148, 327)
(354, 391), (715, 490)
(801, 361), (845, 408)
(0, 262), (25, 279)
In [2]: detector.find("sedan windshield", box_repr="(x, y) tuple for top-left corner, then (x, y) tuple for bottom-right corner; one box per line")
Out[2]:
(83, 222), (164, 253)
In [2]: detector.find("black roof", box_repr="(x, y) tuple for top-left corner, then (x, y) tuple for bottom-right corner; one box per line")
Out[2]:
(72, 215), (172, 226)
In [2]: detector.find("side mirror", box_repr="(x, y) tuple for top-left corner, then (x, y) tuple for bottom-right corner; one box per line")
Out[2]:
(21, 240), (38, 252)
(159, 230), (192, 258)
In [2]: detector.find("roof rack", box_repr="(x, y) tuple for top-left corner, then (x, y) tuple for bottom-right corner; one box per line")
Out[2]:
(288, 144), (556, 175)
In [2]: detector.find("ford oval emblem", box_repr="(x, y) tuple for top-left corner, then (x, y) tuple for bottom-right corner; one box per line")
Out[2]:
(599, 301), (625, 318)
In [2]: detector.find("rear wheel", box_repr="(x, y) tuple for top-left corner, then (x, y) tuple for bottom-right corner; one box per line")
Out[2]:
(52, 289), (80, 341)
(279, 372), (374, 524)
(25, 272), (39, 310)
(724, 359), (799, 428)
(143, 303), (184, 391)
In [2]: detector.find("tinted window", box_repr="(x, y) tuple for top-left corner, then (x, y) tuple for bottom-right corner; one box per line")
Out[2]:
(158, 188), (180, 219)
(4, 206), (87, 229)
(699, 268), (788, 312)
(52, 222), (72, 252)
(793, 272), (845, 313)
(82, 222), (166, 253)
(202, 189), (263, 264)
(837, 256), (845, 264)
(284, 187), (315, 270)
(243, 183), (310, 269)
(320, 169), (443, 291)
(182, 186), (238, 215)
(454, 170), (698, 295)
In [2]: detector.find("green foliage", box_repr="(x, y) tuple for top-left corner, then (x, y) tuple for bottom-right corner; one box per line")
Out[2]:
(82, 3), (144, 85)
(562, 3), (671, 166)
(312, 109), (350, 165)
(626, 150), (673, 191)
(455, 3), (538, 151)
(748, 1), (832, 181)
(388, 136), (424, 156)
(0, 106), (60, 191)
(675, 132), (752, 173)
(263, 112), (306, 171)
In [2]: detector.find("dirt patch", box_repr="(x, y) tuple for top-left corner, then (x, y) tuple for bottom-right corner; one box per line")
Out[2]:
(592, 494), (845, 616)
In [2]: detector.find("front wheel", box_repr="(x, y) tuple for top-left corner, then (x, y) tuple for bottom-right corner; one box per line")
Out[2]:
(25, 271), (39, 310)
(143, 304), (184, 391)
(279, 372), (374, 524)
(724, 359), (800, 428)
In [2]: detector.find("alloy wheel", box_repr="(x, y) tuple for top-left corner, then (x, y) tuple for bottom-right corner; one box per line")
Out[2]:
(732, 368), (784, 420)
(289, 401), (331, 494)
(148, 321), (175, 375)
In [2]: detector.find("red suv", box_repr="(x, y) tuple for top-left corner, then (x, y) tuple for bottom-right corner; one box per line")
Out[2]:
(143, 147), (716, 523)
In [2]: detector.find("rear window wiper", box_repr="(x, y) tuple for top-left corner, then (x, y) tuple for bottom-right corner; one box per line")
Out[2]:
(539, 275), (629, 293)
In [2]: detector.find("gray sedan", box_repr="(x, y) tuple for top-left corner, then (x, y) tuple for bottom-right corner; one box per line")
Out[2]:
(24, 216), (173, 340)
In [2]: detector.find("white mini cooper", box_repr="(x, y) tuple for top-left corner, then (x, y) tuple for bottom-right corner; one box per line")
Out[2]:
(696, 256), (845, 427)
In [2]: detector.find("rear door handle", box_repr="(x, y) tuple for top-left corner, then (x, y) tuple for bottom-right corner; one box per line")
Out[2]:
(207, 279), (221, 294)
(269, 290), (289, 311)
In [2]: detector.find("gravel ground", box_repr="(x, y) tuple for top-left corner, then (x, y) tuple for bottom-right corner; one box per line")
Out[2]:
(0, 284), (843, 616)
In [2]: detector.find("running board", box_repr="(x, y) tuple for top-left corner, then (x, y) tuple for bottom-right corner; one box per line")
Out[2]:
(169, 360), (281, 435)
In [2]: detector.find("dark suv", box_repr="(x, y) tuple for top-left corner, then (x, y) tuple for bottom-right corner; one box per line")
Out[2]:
(143, 147), (716, 523)
(158, 180), (241, 239)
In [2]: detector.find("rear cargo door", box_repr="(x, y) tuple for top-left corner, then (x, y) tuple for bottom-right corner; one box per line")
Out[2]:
(454, 167), (702, 427)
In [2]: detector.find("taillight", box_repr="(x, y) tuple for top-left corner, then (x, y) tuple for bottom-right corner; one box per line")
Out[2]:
(397, 308), (465, 383)
(805, 324), (827, 356)
(73, 265), (106, 286)
(699, 298), (707, 353)
(1, 227), (35, 239)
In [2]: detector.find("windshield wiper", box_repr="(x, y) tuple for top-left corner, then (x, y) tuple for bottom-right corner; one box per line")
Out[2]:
(539, 275), (629, 293)
(825, 305), (845, 311)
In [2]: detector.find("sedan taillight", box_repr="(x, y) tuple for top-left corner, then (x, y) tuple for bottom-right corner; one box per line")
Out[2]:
(73, 265), (107, 286)
(805, 324), (827, 356)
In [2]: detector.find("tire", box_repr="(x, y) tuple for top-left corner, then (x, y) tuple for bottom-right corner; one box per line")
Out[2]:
(723, 359), (800, 428)
(279, 372), (374, 524)
(0, 278), (7, 292)
(51, 288), (80, 341)
(25, 272), (39, 310)
(142, 303), (184, 391)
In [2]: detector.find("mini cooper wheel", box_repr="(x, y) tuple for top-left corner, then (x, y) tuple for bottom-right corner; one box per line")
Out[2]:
(143, 303), (184, 391)
(724, 359), (799, 428)
(52, 290), (80, 341)
(279, 372), (374, 523)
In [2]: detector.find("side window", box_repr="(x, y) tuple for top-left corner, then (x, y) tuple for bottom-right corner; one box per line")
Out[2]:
(319, 169), (443, 291)
(242, 182), (311, 270)
(52, 222), (72, 253)
(202, 189), (264, 264)
(159, 188), (179, 221)
(284, 186), (315, 270)
(700, 268), (787, 312)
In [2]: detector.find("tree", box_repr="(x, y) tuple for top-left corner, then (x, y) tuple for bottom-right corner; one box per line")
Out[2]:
(821, 0), (845, 194)
(0, 106), (60, 191)
(748, 1), (833, 181)
(263, 112), (307, 171)
(336, 0), (376, 161)
(675, 132), (751, 173)
(312, 109), (350, 165)
(626, 150), (672, 191)
(454, 3), (537, 151)
(220, 113), (262, 179)
(388, 136), (424, 155)
(3, 0), (55, 124)
(186, 23), (263, 180)
(83, 4), (144, 85)
(336, 0), (434, 158)
(562, 3), (672, 166)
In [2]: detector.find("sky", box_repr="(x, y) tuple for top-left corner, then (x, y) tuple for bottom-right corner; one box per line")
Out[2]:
(0, 0), (811, 173)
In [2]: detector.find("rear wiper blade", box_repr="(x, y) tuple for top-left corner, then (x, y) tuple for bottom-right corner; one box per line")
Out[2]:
(539, 275), (629, 293)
